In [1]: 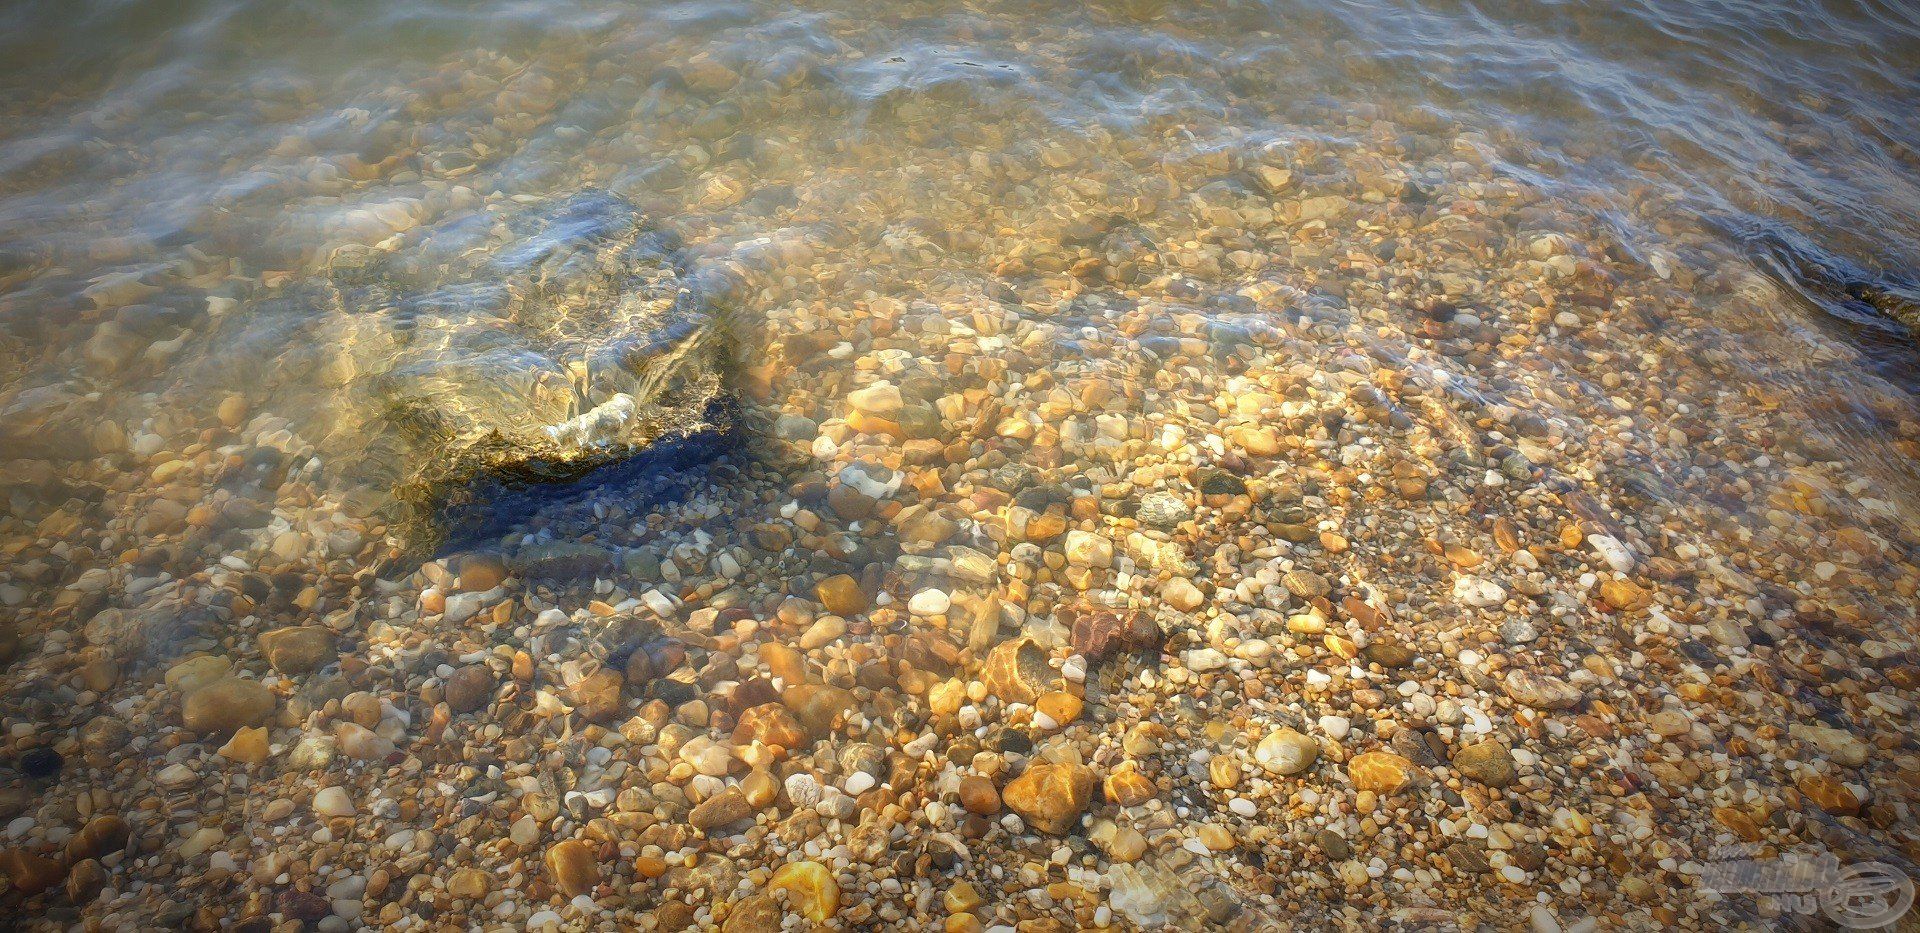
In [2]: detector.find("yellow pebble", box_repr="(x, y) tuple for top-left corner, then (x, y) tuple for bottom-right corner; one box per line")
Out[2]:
(1037, 691), (1082, 725)
(771, 860), (839, 922)
(944, 881), (983, 914)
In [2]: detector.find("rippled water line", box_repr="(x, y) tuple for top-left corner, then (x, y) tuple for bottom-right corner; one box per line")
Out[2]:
(1328, 0), (1920, 266)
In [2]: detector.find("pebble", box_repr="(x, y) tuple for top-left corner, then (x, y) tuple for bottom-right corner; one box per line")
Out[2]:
(800, 615), (848, 649)
(1501, 670), (1586, 710)
(458, 554), (509, 591)
(66, 816), (129, 862)
(770, 861), (840, 921)
(258, 625), (335, 674)
(180, 677), (276, 734)
(444, 664), (496, 713)
(1499, 618), (1540, 644)
(959, 775), (1002, 815)
(1184, 648), (1229, 672)
(545, 839), (600, 897)
(1164, 577), (1205, 611)
(312, 786), (355, 818)
(814, 572), (867, 614)
(1002, 762), (1096, 834)
(1063, 530), (1113, 569)
(0, 849), (66, 896)
(908, 589), (951, 615)
(335, 723), (395, 761)
(219, 726), (270, 764)
(1137, 493), (1192, 528)
(569, 668), (625, 722)
(1452, 740), (1516, 787)
(689, 789), (753, 830)
(1789, 724), (1869, 768)
(1282, 569), (1331, 600)
(1255, 728), (1320, 776)
(164, 656), (232, 694)
(1586, 535), (1635, 572)
(847, 382), (903, 418)
(1098, 824), (1148, 862)
(1348, 751), (1415, 794)
(783, 773), (823, 810)
(448, 866), (490, 899)
(1453, 576), (1506, 608)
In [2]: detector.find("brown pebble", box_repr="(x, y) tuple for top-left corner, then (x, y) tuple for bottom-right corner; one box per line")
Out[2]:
(545, 839), (600, 897)
(958, 775), (1001, 815)
(0, 847), (66, 896)
(66, 857), (107, 902)
(459, 554), (509, 592)
(444, 664), (496, 714)
(181, 677), (276, 734)
(689, 788), (753, 830)
(815, 574), (870, 616)
(569, 668), (625, 723)
(67, 815), (131, 862)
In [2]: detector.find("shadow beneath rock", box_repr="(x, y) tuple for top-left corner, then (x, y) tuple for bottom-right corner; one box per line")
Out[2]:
(431, 397), (742, 559)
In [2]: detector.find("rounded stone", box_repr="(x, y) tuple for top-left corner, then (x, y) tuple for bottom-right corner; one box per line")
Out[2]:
(770, 861), (840, 922)
(1282, 569), (1331, 600)
(958, 775), (1001, 815)
(1501, 670), (1584, 710)
(734, 702), (810, 750)
(814, 574), (870, 616)
(312, 786), (355, 818)
(569, 668), (625, 723)
(444, 664), (496, 714)
(545, 839), (600, 896)
(181, 677), (276, 735)
(908, 589), (951, 615)
(258, 626), (335, 675)
(1451, 739), (1515, 787)
(66, 815), (130, 862)
(1348, 751), (1415, 795)
(448, 866), (490, 899)
(458, 554), (509, 592)
(1254, 728), (1319, 776)
(1003, 761), (1096, 834)
(689, 788), (753, 830)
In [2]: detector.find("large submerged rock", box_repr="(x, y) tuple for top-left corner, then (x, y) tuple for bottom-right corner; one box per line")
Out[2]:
(252, 192), (740, 550)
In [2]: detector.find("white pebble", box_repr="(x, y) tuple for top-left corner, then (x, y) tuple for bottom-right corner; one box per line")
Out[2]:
(1587, 534), (1635, 573)
(313, 786), (355, 818)
(908, 589), (951, 615)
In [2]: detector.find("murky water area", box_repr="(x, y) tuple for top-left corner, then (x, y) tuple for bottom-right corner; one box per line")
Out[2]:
(3, 0), (1920, 929)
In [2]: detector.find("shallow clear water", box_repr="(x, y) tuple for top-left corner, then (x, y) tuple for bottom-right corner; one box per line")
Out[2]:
(4, 0), (1919, 510)
(3, 0), (1920, 929)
